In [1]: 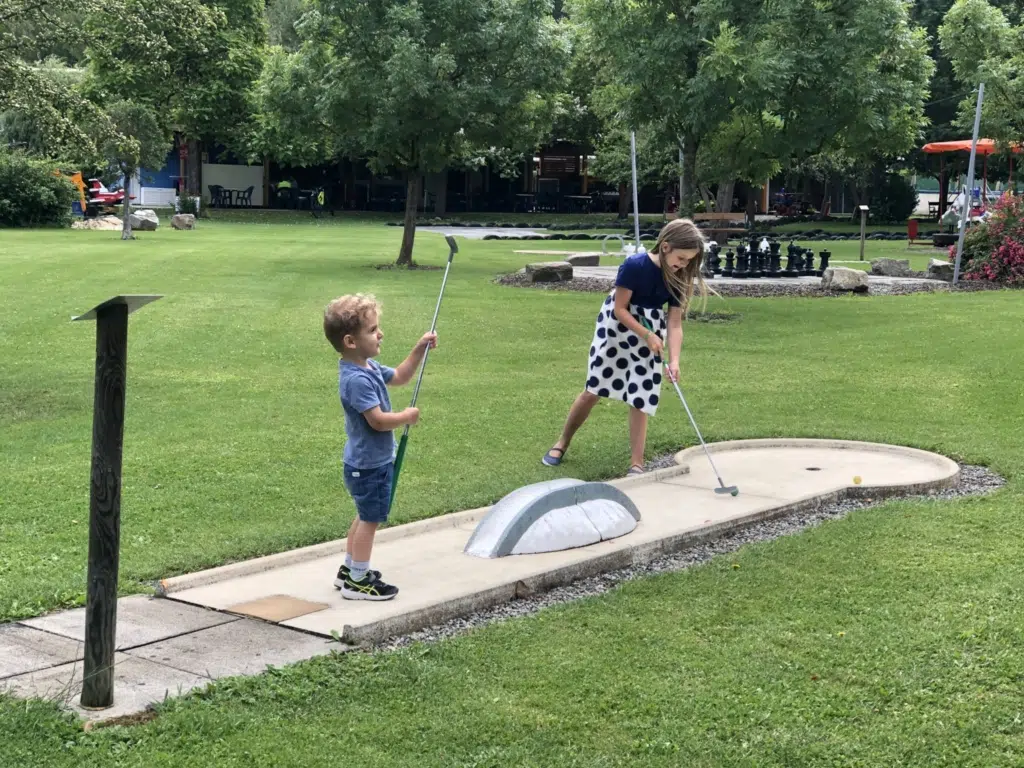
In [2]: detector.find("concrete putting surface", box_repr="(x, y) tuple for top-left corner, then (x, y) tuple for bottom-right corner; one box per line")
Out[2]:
(1, 439), (959, 721)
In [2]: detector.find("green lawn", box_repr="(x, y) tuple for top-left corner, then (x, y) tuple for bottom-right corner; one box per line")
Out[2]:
(2, 221), (1022, 766)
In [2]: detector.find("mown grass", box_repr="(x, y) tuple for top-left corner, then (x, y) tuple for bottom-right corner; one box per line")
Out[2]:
(2, 220), (1021, 766)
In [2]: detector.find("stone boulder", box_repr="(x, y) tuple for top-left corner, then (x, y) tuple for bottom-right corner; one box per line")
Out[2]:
(525, 261), (573, 283)
(870, 257), (911, 277)
(129, 209), (159, 231)
(72, 215), (121, 231)
(928, 258), (954, 281)
(566, 253), (601, 267)
(821, 266), (869, 292)
(171, 213), (196, 230)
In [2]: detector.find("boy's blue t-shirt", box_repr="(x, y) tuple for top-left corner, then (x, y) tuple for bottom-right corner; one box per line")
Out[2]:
(339, 359), (396, 469)
(615, 252), (681, 309)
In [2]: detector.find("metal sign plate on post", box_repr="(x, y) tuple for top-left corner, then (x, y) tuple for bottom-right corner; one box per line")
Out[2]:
(73, 294), (162, 710)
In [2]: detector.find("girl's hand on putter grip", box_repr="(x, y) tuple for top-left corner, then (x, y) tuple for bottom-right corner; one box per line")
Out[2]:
(402, 407), (420, 426)
(645, 331), (663, 358)
(667, 362), (680, 383)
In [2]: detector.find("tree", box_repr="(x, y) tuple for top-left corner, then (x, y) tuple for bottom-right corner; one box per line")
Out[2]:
(0, 0), (114, 164)
(102, 100), (171, 239)
(84, 0), (266, 197)
(305, 0), (568, 265)
(574, 0), (932, 216)
(267, 0), (307, 52)
(940, 0), (1024, 144)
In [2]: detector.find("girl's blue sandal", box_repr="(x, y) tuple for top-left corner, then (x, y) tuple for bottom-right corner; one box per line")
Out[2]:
(542, 447), (565, 466)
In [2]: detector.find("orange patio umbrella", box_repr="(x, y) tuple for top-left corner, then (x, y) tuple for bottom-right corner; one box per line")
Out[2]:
(922, 139), (1022, 208)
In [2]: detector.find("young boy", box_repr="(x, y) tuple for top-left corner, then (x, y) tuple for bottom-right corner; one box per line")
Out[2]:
(323, 294), (437, 601)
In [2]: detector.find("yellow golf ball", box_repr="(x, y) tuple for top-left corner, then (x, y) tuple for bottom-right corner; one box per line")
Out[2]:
(853, 476), (862, 485)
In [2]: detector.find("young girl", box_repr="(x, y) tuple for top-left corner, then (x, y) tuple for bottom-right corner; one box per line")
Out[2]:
(542, 218), (709, 475)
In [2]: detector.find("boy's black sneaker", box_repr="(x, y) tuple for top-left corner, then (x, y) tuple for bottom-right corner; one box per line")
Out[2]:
(340, 573), (399, 601)
(334, 564), (381, 589)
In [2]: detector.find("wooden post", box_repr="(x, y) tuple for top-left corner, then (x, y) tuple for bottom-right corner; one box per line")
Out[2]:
(73, 295), (161, 710)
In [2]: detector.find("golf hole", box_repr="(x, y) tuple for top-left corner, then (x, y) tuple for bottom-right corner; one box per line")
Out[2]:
(806, 467), (822, 471)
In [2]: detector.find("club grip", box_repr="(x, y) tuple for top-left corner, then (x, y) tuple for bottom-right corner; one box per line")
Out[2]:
(445, 235), (458, 257)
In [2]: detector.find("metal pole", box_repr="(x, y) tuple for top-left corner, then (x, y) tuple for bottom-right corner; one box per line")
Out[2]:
(630, 131), (641, 250)
(954, 83), (985, 285)
(859, 209), (866, 261)
(81, 303), (128, 709)
(678, 141), (684, 215)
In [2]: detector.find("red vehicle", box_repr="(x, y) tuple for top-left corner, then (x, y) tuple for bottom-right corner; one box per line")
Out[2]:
(86, 179), (134, 216)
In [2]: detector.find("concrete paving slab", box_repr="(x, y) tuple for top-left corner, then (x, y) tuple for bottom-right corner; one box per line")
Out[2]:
(126, 618), (339, 679)
(226, 595), (329, 622)
(165, 440), (958, 645)
(20, 595), (238, 650)
(0, 652), (210, 721)
(0, 625), (84, 680)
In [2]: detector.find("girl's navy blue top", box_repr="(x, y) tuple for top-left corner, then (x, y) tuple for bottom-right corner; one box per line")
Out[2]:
(614, 252), (680, 309)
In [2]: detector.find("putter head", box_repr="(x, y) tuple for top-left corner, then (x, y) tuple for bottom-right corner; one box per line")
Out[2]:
(445, 235), (458, 256)
(715, 486), (740, 496)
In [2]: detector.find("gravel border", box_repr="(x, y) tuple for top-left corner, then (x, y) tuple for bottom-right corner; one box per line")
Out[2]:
(494, 271), (1006, 298)
(375, 461), (1005, 651)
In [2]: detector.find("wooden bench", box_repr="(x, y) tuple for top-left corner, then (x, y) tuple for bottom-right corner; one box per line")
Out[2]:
(692, 212), (747, 243)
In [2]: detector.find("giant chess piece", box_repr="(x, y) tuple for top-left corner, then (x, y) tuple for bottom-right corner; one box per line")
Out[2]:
(723, 248), (735, 277)
(783, 242), (799, 277)
(709, 242), (723, 275)
(801, 248), (816, 276)
(748, 238), (763, 278)
(734, 244), (749, 279)
(817, 249), (831, 276)
(767, 240), (782, 277)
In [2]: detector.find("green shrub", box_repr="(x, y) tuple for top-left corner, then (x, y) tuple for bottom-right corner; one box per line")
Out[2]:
(0, 151), (77, 228)
(869, 173), (918, 223)
(955, 193), (1024, 285)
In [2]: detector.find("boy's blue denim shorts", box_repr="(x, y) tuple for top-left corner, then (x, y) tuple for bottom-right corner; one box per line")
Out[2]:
(343, 462), (394, 524)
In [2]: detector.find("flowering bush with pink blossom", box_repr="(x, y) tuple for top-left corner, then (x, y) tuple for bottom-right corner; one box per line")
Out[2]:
(950, 193), (1024, 285)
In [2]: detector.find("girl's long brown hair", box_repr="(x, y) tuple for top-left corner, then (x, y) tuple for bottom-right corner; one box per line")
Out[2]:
(653, 218), (711, 314)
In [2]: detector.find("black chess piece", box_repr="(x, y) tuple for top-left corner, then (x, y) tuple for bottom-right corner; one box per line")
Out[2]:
(748, 238), (762, 277)
(767, 240), (782, 276)
(723, 248), (735, 277)
(801, 248), (816, 276)
(709, 242), (723, 274)
(734, 244), (749, 279)
(817, 249), (831, 276)
(783, 242), (799, 277)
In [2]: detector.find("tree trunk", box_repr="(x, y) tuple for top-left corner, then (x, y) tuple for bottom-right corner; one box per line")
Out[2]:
(817, 178), (830, 220)
(396, 172), (421, 266)
(746, 188), (758, 229)
(186, 138), (200, 197)
(435, 172), (448, 217)
(715, 179), (735, 214)
(679, 139), (698, 217)
(617, 182), (629, 218)
(121, 173), (134, 241)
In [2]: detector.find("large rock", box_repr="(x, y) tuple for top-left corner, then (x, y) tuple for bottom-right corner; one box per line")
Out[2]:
(821, 266), (869, 292)
(71, 215), (121, 231)
(129, 209), (159, 231)
(871, 257), (911, 277)
(566, 253), (601, 267)
(171, 213), (196, 230)
(928, 258), (954, 281)
(526, 261), (573, 283)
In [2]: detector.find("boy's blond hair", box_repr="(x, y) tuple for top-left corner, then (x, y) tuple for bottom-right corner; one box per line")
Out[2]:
(324, 294), (381, 354)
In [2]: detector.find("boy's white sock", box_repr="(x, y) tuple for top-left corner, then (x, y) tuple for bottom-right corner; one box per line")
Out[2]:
(344, 553), (353, 569)
(350, 561), (371, 582)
